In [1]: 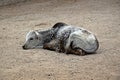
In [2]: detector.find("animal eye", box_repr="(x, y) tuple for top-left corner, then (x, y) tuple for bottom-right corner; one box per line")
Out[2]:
(30, 38), (33, 40)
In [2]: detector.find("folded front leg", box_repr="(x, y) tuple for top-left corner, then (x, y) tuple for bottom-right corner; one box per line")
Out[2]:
(43, 40), (57, 51)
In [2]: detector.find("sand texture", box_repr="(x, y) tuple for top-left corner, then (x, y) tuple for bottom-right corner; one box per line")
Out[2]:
(0, 0), (120, 80)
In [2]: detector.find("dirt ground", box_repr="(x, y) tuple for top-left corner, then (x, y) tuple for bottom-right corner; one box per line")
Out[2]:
(0, 0), (120, 80)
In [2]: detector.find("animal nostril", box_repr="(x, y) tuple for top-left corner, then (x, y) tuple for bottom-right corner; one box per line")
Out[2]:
(22, 45), (28, 50)
(22, 45), (26, 49)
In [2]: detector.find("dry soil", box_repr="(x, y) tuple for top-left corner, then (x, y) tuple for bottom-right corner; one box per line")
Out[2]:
(0, 0), (120, 80)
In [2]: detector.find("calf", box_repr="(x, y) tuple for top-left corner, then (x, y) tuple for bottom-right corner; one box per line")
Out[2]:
(22, 22), (99, 55)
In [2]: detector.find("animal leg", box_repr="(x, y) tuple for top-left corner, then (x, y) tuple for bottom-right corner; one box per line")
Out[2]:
(57, 39), (65, 53)
(73, 49), (85, 56)
(43, 40), (57, 51)
(66, 48), (85, 56)
(66, 41), (86, 56)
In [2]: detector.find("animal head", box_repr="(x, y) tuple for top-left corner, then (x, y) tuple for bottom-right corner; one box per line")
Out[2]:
(22, 30), (43, 49)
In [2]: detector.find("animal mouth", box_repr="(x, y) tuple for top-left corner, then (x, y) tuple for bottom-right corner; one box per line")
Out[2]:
(22, 45), (40, 50)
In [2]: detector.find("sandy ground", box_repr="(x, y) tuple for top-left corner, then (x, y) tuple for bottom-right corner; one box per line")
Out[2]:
(0, 0), (120, 80)
(0, 0), (27, 6)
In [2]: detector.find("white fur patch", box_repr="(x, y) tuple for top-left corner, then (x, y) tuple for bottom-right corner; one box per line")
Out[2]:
(26, 31), (32, 41)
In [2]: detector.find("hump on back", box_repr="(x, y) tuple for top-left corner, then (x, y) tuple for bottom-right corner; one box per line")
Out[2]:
(52, 22), (68, 29)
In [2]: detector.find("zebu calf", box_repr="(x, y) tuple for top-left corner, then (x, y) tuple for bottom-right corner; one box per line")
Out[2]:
(22, 22), (99, 55)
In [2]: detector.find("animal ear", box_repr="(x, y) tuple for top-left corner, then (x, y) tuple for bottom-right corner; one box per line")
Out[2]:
(34, 31), (39, 36)
(34, 31), (41, 40)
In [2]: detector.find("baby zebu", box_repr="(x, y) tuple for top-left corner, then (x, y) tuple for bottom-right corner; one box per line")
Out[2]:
(22, 22), (99, 55)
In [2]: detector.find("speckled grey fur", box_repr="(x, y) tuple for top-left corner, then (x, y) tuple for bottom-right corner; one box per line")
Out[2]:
(23, 22), (99, 55)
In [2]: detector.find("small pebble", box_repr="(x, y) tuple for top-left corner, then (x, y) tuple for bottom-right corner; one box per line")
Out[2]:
(3, 28), (5, 30)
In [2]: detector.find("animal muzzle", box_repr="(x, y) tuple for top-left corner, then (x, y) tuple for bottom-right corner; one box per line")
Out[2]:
(22, 45), (28, 50)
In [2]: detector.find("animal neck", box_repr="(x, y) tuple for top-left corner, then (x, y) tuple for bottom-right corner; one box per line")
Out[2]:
(38, 29), (54, 44)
